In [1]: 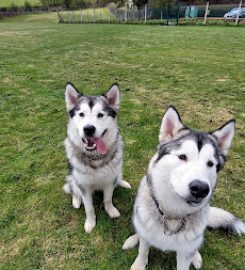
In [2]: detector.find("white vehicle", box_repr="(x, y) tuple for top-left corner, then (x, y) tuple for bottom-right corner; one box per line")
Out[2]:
(224, 7), (245, 18)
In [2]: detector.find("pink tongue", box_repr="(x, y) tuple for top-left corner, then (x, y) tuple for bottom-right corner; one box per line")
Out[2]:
(95, 137), (107, 155)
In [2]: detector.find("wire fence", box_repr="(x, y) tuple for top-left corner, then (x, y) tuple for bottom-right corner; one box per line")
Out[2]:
(0, 6), (62, 19)
(57, 5), (180, 25)
(57, 1), (245, 26)
(0, 0), (243, 26)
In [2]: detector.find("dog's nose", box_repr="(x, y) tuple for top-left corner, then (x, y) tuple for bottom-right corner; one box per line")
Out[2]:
(83, 125), (96, 137)
(189, 180), (210, 199)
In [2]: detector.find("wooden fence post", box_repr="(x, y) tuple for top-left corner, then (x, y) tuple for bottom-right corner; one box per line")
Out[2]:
(203, 1), (209, 25)
(235, 0), (243, 25)
(68, 10), (71, 23)
(93, 7), (96, 22)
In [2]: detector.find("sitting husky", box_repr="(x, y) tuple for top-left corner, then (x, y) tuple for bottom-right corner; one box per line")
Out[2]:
(123, 106), (244, 270)
(63, 82), (131, 233)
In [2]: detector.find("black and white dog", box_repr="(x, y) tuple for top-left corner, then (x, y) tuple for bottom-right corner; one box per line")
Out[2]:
(63, 83), (131, 233)
(123, 106), (244, 270)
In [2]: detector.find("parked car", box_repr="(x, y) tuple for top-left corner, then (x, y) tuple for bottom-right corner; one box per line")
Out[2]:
(224, 7), (245, 19)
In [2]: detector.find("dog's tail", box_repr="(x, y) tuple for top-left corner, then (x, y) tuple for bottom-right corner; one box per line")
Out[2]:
(122, 234), (139, 250)
(117, 180), (131, 189)
(208, 207), (245, 235)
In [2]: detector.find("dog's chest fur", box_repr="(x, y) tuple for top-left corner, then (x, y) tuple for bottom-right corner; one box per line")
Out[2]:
(133, 176), (208, 254)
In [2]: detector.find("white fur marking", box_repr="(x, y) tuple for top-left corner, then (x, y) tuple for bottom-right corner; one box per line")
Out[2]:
(192, 251), (202, 269)
(122, 234), (139, 250)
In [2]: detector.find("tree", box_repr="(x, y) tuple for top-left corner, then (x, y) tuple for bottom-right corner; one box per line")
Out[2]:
(39, 0), (63, 8)
(63, 0), (72, 9)
(133, 0), (149, 9)
(24, 1), (33, 11)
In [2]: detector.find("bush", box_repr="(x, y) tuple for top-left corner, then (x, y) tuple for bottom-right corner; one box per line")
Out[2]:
(24, 1), (33, 11)
(39, 0), (89, 9)
(9, 3), (19, 12)
(40, 0), (63, 8)
(0, 7), (7, 12)
(72, 0), (89, 9)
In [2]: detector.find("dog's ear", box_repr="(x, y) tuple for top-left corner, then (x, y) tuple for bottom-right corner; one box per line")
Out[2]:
(159, 106), (184, 143)
(65, 82), (82, 111)
(211, 119), (235, 156)
(105, 84), (120, 111)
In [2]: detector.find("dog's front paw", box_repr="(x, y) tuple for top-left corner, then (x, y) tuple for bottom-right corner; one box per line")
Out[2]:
(84, 218), (96, 233)
(105, 204), (121, 218)
(130, 257), (147, 270)
(72, 195), (82, 209)
(192, 251), (202, 269)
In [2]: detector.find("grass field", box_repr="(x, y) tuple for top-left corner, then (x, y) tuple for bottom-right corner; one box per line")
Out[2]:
(0, 12), (245, 270)
(0, 0), (40, 8)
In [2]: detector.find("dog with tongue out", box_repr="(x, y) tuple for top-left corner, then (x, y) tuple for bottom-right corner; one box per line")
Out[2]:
(63, 82), (131, 233)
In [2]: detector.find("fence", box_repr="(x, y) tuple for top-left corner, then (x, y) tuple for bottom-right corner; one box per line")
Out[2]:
(0, 6), (59, 18)
(58, 0), (245, 25)
(179, 1), (245, 25)
(57, 5), (179, 25)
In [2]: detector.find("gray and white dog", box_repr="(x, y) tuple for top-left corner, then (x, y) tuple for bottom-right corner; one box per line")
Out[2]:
(123, 106), (244, 270)
(63, 82), (131, 233)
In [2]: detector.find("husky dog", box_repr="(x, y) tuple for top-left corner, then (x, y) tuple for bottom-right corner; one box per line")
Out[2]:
(63, 82), (131, 233)
(123, 106), (244, 270)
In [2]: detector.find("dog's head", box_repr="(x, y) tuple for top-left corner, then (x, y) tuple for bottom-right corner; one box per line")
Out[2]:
(150, 106), (235, 214)
(65, 82), (120, 155)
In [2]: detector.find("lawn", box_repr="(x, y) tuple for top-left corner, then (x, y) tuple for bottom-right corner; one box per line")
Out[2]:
(0, 12), (244, 270)
(0, 0), (40, 8)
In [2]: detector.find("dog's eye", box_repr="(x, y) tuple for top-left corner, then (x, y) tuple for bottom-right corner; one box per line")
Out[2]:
(178, 154), (187, 161)
(79, 112), (84, 117)
(207, 161), (214, 167)
(97, 113), (104, 118)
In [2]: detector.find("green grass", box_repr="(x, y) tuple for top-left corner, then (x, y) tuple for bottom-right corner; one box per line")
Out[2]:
(0, 12), (245, 270)
(0, 0), (40, 8)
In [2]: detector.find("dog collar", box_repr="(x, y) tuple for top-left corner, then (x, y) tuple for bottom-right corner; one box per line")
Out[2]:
(82, 152), (108, 161)
(67, 132), (119, 170)
(146, 174), (187, 236)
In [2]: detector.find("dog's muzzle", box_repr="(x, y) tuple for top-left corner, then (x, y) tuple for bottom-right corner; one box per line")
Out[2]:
(82, 127), (108, 154)
(82, 137), (97, 151)
(187, 180), (210, 206)
(83, 125), (96, 137)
